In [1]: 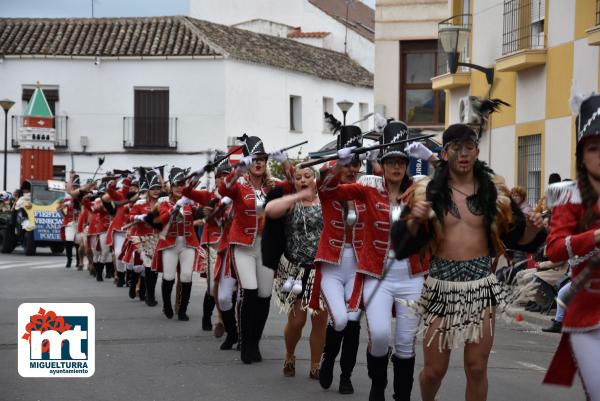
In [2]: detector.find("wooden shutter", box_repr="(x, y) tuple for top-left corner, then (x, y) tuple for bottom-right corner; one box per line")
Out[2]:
(134, 89), (169, 147)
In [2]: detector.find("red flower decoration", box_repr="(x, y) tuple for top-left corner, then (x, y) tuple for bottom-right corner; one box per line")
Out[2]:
(22, 308), (72, 353)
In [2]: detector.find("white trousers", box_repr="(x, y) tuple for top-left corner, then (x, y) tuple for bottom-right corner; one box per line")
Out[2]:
(91, 233), (111, 264)
(364, 258), (424, 358)
(161, 237), (195, 283)
(233, 237), (274, 298)
(218, 257), (238, 311)
(64, 223), (77, 242)
(112, 232), (131, 273)
(320, 246), (361, 332)
(571, 328), (600, 400)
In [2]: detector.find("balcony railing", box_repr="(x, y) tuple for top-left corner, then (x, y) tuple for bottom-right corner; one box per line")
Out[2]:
(123, 116), (178, 149)
(11, 115), (69, 148)
(436, 14), (471, 76)
(502, 0), (545, 56)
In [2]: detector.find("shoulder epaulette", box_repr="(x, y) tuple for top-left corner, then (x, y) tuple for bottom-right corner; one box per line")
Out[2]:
(546, 181), (581, 210)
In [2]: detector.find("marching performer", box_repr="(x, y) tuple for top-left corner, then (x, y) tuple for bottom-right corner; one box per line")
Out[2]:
(311, 125), (368, 394)
(59, 173), (81, 269)
(543, 94), (600, 400)
(264, 166), (327, 379)
(125, 170), (163, 307)
(151, 167), (210, 321)
(218, 135), (294, 364)
(324, 121), (433, 401)
(391, 123), (545, 401)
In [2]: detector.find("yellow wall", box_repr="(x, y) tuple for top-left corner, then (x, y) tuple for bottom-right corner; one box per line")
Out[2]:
(546, 43), (574, 119)
(515, 120), (546, 192)
(470, 68), (516, 128)
(575, 0), (598, 39)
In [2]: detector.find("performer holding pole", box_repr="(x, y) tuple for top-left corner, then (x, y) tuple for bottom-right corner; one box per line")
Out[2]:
(391, 123), (545, 401)
(543, 94), (600, 400)
(59, 172), (81, 269)
(217, 135), (294, 364)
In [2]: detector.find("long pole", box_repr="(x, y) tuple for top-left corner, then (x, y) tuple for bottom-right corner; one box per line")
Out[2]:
(3, 109), (7, 191)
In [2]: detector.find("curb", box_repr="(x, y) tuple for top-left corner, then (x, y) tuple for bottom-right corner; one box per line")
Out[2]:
(505, 306), (554, 328)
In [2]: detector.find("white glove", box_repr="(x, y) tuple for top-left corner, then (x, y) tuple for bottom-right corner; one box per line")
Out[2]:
(337, 147), (355, 166)
(270, 149), (287, 163)
(134, 214), (147, 222)
(220, 196), (232, 206)
(406, 142), (433, 161)
(175, 196), (192, 208)
(236, 156), (254, 172)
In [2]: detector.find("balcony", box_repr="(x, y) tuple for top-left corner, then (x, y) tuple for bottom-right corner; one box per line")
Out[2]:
(585, 0), (600, 46)
(496, 0), (546, 72)
(11, 115), (69, 148)
(123, 116), (178, 150)
(431, 14), (472, 91)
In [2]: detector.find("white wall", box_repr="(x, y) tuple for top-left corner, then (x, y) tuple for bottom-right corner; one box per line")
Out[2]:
(516, 66), (547, 124)
(189, 0), (375, 72)
(472, 0), (503, 66)
(547, 0), (575, 48)
(545, 117), (573, 182)
(233, 19), (294, 38)
(488, 125), (516, 187)
(224, 59), (373, 155)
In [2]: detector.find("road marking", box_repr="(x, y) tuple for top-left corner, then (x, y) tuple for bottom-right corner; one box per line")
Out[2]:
(0, 261), (65, 270)
(516, 361), (547, 372)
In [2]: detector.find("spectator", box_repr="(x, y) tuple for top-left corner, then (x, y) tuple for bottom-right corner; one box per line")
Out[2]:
(511, 186), (533, 215)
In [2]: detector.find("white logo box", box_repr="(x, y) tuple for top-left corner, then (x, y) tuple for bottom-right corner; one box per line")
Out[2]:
(18, 303), (95, 378)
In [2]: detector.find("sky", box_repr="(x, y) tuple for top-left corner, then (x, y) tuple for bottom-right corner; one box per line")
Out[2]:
(0, 0), (375, 18)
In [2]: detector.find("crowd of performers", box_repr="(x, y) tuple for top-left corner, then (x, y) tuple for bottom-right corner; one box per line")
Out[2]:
(56, 95), (600, 401)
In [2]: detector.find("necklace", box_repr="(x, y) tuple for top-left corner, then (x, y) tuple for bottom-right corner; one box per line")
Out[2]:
(450, 184), (475, 197)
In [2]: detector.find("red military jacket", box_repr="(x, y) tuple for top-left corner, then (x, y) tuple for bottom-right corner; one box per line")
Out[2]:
(77, 206), (89, 234)
(181, 187), (222, 246)
(218, 168), (294, 247)
(544, 182), (600, 386)
(328, 174), (429, 278)
(105, 180), (132, 245)
(314, 166), (367, 265)
(84, 198), (111, 236)
(128, 197), (160, 236)
(60, 197), (77, 227)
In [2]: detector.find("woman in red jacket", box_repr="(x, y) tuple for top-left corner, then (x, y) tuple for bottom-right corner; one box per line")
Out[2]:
(151, 167), (211, 321)
(218, 135), (293, 364)
(544, 94), (600, 400)
(325, 122), (434, 401)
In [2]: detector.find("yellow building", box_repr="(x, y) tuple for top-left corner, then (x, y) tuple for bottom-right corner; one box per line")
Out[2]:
(432, 0), (600, 206)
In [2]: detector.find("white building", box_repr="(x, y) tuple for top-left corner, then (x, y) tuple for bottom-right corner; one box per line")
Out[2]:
(189, 0), (375, 72)
(0, 16), (373, 191)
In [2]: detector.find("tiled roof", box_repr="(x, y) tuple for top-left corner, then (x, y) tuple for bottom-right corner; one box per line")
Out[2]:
(0, 16), (373, 88)
(287, 30), (330, 39)
(309, 0), (374, 42)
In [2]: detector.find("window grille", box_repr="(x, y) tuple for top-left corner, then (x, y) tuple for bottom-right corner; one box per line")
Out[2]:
(502, 0), (545, 56)
(517, 134), (542, 207)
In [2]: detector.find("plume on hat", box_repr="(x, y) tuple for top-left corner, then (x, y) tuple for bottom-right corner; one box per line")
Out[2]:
(324, 112), (342, 134)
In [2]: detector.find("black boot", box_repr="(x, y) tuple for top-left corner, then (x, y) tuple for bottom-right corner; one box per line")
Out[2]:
(202, 291), (215, 331)
(220, 308), (239, 350)
(116, 271), (126, 287)
(161, 279), (175, 319)
(129, 272), (140, 299)
(240, 289), (258, 364)
(125, 270), (132, 287)
(105, 262), (115, 279)
(65, 241), (73, 268)
(339, 321), (361, 394)
(542, 319), (563, 333)
(367, 352), (389, 401)
(75, 245), (81, 269)
(138, 274), (146, 302)
(391, 355), (415, 401)
(144, 267), (158, 307)
(178, 282), (192, 321)
(95, 263), (104, 282)
(251, 296), (271, 362)
(319, 324), (345, 389)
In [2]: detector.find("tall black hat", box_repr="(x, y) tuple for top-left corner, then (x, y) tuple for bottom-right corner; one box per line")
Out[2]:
(442, 124), (478, 148)
(213, 151), (232, 176)
(379, 121), (409, 161)
(336, 126), (362, 150)
(241, 135), (268, 157)
(139, 179), (149, 193)
(72, 174), (81, 188)
(576, 94), (600, 157)
(169, 167), (187, 185)
(146, 170), (161, 189)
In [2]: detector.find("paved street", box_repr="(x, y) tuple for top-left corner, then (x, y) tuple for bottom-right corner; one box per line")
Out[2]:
(0, 251), (585, 401)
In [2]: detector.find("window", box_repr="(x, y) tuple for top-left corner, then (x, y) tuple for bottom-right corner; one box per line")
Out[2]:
(53, 165), (66, 181)
(322, 97), (333, 132)
(129, 88), (173, 148)
(359, 103), (369, 130)
(400, 40), (445, 126)
(517, 134), (542, 207)
(502, 0), (545, 55)
(290, 95), (302, 132)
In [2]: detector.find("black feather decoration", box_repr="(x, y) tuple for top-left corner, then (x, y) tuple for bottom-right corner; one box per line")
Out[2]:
(236, 133), (249, 142)
(324, 112), (342, 134)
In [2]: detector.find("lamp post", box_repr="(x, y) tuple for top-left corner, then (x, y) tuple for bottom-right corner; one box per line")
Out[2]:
(336, 100), (354, 125)
(0, 99), (15, 191)
(438, 15), (494, 86)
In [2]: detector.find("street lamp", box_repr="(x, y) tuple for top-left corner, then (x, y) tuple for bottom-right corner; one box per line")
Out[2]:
(0, 99), (15, 191)
(438, 15), (494, 86)
(337, 100), (354, 125)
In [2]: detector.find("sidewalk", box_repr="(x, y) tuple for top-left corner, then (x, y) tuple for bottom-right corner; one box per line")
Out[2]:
(505, 305), (555, 328)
